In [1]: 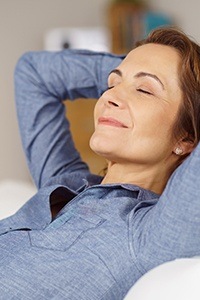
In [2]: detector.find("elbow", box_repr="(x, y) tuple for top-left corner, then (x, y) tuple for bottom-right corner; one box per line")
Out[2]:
(14, 51), (34, 78)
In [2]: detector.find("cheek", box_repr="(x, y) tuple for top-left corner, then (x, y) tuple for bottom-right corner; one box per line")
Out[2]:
(93, 99), (103, 128)
(93, 105), (98, 128)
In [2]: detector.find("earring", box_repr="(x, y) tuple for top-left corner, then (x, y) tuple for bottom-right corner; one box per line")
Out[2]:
(175, 147), (183, 155)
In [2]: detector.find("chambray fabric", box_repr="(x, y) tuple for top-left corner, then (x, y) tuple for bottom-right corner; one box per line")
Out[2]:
(0, 49), (200, 299)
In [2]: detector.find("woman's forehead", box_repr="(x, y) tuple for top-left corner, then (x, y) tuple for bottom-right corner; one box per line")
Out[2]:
(122, 43), (181, 66)
(112, 43), (182, 102)
(117, 43), (181, 82)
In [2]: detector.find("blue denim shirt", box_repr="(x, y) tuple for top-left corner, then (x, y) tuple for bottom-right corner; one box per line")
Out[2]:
(1, 49), (200, 299)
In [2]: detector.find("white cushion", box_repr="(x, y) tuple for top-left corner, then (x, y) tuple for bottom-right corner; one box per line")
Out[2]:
(0, 180), (36, 220)
(124, 258), (200, 300)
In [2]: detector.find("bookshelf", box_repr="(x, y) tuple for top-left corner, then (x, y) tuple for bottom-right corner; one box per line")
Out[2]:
(108, 2), (146, 54)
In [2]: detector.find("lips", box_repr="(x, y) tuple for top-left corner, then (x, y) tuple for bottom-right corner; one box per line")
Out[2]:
(98, 117), (128, 128)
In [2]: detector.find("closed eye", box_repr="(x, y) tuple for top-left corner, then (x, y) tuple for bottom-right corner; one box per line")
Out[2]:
(101, 86), (114, 95)
(137, 88), (153, 95)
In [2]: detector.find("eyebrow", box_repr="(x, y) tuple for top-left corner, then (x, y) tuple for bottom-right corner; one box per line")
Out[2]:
(109, 69), (165, 90)
(109, 69), (122, 77)
(135, 72), (165, 90)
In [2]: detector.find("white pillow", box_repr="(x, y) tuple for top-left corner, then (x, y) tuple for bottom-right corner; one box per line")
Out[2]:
(124, 258), (200, 300)
(0, 179), (36, 220)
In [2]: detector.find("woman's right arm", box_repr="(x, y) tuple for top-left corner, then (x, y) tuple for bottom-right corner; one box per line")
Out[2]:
(14, 49), (123, 189)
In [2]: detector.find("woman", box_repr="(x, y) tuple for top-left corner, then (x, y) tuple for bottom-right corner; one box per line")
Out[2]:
(0, 27), (200, 299)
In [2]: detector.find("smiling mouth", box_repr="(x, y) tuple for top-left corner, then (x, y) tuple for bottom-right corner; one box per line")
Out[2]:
(98, 117), (128, 128)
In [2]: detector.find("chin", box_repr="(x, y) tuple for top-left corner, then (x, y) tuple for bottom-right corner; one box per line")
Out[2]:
(89, 134), (114, 159)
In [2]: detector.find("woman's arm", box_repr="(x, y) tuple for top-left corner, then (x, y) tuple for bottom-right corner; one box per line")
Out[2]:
(131, 143), (200, 273)
(14, 49), (123, 189)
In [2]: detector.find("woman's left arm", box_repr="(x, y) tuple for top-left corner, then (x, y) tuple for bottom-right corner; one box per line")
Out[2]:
(131, 143), (200, 273)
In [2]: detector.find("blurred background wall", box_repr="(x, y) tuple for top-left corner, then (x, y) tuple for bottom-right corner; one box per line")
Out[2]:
(0, 0), (200, 187)
(0, 0), (109, 185)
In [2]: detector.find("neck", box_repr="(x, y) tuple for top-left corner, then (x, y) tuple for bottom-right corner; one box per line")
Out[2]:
(101, 161), (176, 194)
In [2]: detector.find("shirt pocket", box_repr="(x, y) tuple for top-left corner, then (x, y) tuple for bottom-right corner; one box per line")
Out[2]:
(28, 213), (106, 251)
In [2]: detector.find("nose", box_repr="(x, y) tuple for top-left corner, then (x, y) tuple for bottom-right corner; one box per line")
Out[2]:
(102, 85), (127, 109)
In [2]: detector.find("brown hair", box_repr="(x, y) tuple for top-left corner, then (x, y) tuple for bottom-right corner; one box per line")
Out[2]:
(137, 26), (200, 152)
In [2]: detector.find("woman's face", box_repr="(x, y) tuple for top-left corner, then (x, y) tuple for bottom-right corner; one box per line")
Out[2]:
(90, 43), (182, 166)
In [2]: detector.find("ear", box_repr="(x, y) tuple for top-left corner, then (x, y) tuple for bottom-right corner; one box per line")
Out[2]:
(173, 137), (195, 156)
